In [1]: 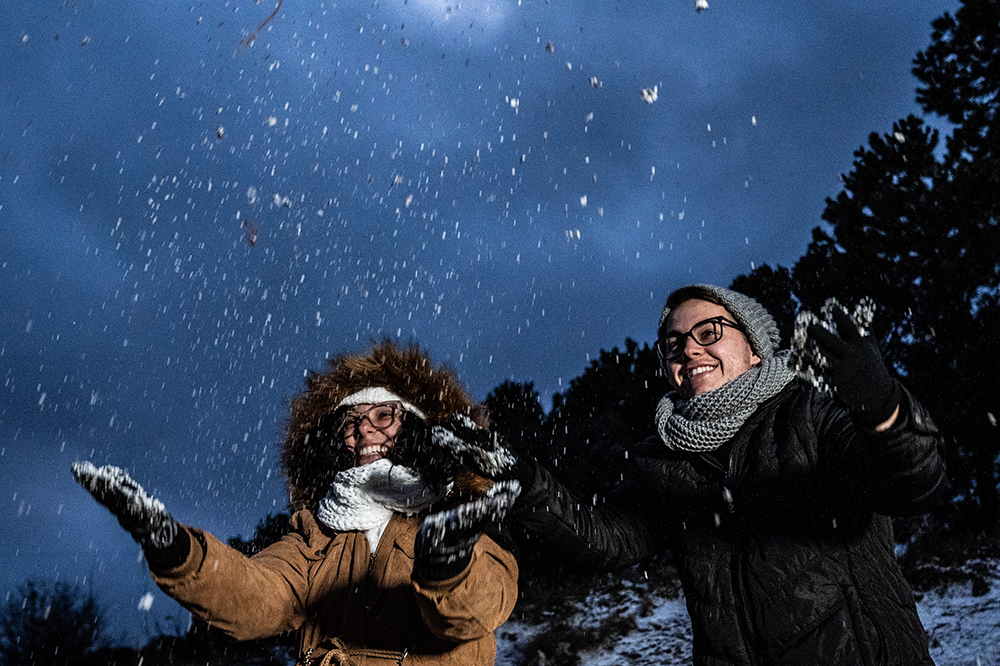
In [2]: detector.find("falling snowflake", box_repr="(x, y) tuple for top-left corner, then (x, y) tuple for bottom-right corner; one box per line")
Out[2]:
(640, 86), (658, 103)
(589, 76), (601, 89)
(137, 593), (155, 612)
(696, 0), (709, 11)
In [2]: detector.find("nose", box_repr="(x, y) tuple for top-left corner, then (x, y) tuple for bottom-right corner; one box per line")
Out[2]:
(681, 334), (706, 357)
(357, 416), (379, 436)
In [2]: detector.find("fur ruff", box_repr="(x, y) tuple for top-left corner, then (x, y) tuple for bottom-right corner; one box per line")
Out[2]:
(282, 339), (489, 511)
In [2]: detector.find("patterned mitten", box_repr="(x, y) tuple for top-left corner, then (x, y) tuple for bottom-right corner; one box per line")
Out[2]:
(71, 461), (189, 568)
(415, 480), (520, 580)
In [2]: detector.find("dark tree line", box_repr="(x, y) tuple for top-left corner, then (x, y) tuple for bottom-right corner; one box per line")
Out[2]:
(0, 581), (105, 666)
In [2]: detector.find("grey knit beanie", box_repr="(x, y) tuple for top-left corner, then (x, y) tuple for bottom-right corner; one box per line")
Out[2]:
(657, 284), (780, 360)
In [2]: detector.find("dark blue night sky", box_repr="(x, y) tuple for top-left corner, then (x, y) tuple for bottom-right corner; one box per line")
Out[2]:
(1, 0), (954, 645)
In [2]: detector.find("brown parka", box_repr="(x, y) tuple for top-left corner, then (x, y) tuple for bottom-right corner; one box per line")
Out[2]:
(151, 341), (519, 665)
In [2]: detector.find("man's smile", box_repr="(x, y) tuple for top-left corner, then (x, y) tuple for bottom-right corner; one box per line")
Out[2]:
(686, 364), (716, 378)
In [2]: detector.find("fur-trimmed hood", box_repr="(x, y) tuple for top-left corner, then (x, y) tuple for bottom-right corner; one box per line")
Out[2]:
(282, 340), (488, 512)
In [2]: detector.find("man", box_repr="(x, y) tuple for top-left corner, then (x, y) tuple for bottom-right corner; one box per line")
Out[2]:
(446, 284), (948, 665)
(73, 340), (519, 666)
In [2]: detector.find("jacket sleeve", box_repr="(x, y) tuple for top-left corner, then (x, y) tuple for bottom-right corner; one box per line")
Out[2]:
(814, 381), (950, 516)
(509, 460), (659, 571)
(411, 534), (518, 643)
(151, 510), (327, 641)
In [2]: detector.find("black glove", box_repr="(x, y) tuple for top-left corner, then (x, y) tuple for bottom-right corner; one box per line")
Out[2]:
(802, 304), (900, 428)
(71, 461), (190, 569)
(429, 415), (532, 486)
(414, 480), (520, 580)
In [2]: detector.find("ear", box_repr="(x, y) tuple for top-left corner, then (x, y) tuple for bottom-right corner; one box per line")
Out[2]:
(751, 353), (762, 367)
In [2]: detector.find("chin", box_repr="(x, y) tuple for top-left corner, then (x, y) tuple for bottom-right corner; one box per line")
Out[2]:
(689, 381), (722, 397)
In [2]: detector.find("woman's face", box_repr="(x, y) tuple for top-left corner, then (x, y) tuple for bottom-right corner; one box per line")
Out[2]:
(661, 299), (760, 398)
(338, 401), (404, 467)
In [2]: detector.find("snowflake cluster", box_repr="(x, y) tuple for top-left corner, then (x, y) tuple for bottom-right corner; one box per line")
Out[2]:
(790, 296), (876, 394)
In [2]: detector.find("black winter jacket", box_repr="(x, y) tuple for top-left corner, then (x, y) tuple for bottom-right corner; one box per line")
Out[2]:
(515, 381), (948, 666)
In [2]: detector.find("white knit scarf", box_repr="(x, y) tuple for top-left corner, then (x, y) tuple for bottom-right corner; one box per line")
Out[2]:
(315, 458), (448, 551)
(656, 351), (796, 453)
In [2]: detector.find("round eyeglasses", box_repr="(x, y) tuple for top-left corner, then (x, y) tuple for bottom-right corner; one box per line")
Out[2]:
(337, 401), (404, 439)
(655, 316), (743, 362)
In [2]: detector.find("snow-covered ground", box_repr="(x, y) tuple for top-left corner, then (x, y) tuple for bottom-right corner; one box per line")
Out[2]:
(919, 573), (1000, 666)
(497, 561), (1000, 665)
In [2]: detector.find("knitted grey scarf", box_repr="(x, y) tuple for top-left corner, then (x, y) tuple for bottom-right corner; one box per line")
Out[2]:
(656, 351), (795, 453)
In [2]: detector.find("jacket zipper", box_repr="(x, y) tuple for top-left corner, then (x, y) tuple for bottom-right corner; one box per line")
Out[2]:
(702, 388), (792, 665)
(697, 449), (759, 663)
(696, 453), (734, 515)
(728, 440), (761, 666)
(725, 413), (777, 666)
(732, 549), (760, 666)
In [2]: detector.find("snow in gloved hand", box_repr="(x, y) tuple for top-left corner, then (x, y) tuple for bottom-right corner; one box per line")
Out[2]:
(790, 297), (876, 394)
(420, 480), (521, 549)
(72, 461), (178, 550)
(417, 480), (521, 563)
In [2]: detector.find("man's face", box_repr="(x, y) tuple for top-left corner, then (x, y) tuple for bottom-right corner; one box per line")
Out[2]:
(339, 402), (404, 467)
(662, 299), (761, 398)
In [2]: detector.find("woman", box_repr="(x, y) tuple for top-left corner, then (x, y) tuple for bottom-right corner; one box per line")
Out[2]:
(73, 340), (519, 666)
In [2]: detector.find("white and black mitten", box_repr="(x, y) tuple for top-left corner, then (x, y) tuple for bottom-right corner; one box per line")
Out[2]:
(71, 461), (189, 569)
(430, 415), (531, 484)
(415, 480), (520, 580)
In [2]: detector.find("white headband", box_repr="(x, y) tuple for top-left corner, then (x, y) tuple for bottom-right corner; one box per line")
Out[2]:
(335, 387), (427, 420)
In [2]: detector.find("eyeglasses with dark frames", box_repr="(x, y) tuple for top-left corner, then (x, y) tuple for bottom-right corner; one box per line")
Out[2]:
(336, 401), (404, 439)
(656, 316), (743, 362)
